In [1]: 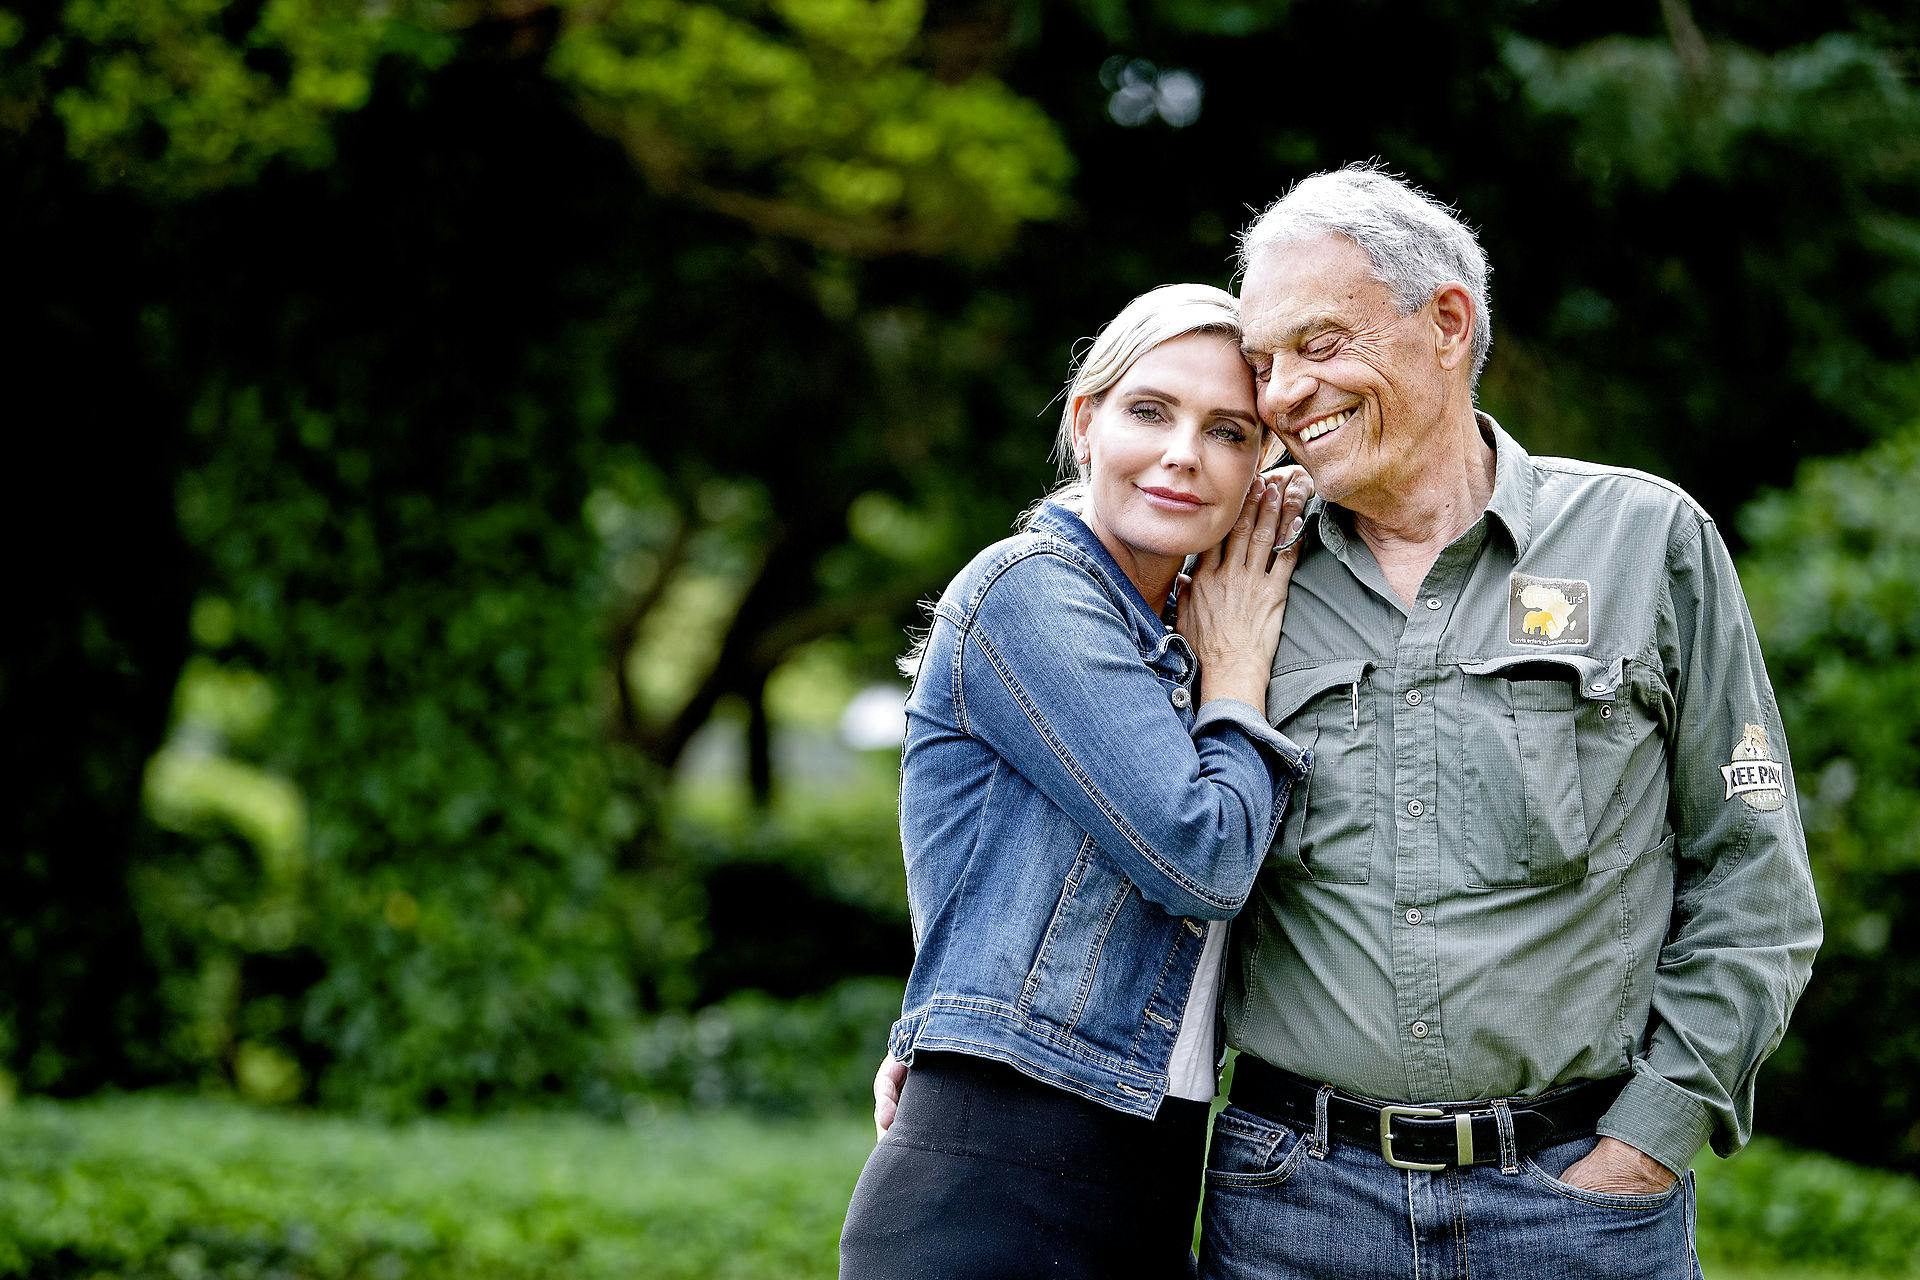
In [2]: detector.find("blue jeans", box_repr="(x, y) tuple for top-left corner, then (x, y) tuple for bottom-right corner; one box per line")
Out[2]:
(1198, 1102), (1703, 1279)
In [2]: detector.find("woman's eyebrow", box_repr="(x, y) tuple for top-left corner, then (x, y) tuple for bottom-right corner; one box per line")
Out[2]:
(1129, 384), (1257, 426)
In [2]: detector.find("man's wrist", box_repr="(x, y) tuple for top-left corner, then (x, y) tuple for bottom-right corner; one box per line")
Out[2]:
(1595, 1068), (1714, 1177)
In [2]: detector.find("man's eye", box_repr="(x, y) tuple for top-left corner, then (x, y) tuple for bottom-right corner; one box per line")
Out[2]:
(1305, 336), (1340, 359)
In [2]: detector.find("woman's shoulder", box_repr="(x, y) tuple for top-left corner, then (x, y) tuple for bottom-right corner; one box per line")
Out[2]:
(938, 523), (1117, 628)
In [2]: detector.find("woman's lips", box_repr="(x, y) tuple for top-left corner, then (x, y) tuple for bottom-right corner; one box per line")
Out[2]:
(1138, 486), (1206, 511)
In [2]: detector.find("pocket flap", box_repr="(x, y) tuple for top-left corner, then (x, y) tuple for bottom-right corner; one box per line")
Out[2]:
(1460, 653), (1625, 702)
(1266, 659), (1375, 725)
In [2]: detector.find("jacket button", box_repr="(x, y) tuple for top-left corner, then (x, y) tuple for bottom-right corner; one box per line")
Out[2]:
(1170, 686), (1192, 709)
(1411, 1021), (1429, 1039)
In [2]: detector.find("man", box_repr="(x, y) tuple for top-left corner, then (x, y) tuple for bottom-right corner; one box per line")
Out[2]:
(876, 164), (1821, 1277)
(1195, 164), (1820, 1277)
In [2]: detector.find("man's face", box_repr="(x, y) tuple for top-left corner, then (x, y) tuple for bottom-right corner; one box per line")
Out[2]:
(1238, 233), (1447, 512)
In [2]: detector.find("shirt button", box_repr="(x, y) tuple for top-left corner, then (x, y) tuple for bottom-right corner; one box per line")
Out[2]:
(1411, 1021), (1430, 1039)
(1404, 907), (1423, 925)
(1170, 686), (1192, 709)
(1600, 705), (1614, 720)
(1425, 597), (1442, 611)
(1404, 689), (1423, 706)
(1590, 681), (1608, 693)
(1406, 799), (1425, 817)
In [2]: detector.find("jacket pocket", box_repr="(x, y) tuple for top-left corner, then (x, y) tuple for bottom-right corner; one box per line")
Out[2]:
(1458, 654), (1624, 886)
(1265, 660), (1375, 884)
(1019, 836), (1132, 1033)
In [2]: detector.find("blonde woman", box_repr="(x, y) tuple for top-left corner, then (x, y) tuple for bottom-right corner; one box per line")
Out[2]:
(840, 285), (1312, 1278)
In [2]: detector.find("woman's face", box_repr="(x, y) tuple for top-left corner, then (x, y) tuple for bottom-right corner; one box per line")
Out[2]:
(1072, 331), (1264, 595)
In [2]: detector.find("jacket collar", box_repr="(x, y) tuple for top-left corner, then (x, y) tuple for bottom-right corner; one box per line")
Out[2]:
(1029, 500), (1185, 657)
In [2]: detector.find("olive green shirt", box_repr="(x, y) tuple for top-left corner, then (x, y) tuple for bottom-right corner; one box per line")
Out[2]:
(1225, 415), (1822, 1175)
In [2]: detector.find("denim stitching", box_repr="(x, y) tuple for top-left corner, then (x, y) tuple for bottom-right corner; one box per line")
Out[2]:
(1017, 839), (1092, 1017)
(969, 626), (1239, 914)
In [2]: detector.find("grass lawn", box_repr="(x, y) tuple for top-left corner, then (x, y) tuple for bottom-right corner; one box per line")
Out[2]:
(1, 1095), (1916, 1278)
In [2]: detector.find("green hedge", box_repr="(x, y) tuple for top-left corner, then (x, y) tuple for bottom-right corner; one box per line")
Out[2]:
(0, 1097), (871, 1280)
(4, 1095), (1920, 1280)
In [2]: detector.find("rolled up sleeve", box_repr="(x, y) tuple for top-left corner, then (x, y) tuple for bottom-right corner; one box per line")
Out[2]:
(1595, 515), (1823, 1175)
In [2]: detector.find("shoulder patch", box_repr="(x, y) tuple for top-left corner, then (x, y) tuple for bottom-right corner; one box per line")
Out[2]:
(1722, 724), (1787, 812)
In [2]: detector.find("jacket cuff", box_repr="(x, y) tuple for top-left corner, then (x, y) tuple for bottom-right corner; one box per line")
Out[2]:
(1194, 696), (1311, 777)
(1594, 1063), (1716, 1176)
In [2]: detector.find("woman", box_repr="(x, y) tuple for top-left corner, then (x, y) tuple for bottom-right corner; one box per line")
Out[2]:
(839, 284), (1313, 1279)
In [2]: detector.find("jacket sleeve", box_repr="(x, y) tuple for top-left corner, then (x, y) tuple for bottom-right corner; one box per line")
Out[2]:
(1595, 514), (1823, 1175)
(953, 549), (1309, 920)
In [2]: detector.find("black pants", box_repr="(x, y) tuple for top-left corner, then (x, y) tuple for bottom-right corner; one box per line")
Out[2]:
(839, 1052), (1209, 1279)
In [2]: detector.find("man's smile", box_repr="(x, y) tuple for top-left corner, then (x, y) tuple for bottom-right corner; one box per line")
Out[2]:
(1296, 405), (1357, 444)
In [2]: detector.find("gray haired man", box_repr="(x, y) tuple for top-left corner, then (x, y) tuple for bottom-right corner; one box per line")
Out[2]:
(1201, 164), (1821, 1278)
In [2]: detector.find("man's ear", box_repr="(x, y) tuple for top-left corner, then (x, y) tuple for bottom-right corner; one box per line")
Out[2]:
(1430, 282), (1475, 373)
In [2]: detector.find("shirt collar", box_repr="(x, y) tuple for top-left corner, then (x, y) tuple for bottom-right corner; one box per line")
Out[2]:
(1028, 500), (1177, 643)
(1478, 411), (1535, 556)
(1299, 409), (1535, 557)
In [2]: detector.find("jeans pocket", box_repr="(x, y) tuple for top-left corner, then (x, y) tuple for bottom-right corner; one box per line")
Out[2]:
(1521, 1137), (1685, 1213)
(1205, 1105), (1308, 1188)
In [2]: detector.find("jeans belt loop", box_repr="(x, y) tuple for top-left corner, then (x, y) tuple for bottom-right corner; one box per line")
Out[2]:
(1491, 1097), (1520, 1175)
(1310, 1085), (1332, 1159)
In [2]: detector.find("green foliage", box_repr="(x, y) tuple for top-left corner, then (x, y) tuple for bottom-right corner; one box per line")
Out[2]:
(51, 0), (420, 192)
(1739, 422), (1920, 1169)
(627, 976), (905, 1113)
(150, 376), (650, 1114)
(4, 1096), (1920, 1280)
(549, 0), (1073, 256)
(30, 0), (1073, 255)
(1695, 1134), (1920, 1274)
(1489, 28), (1920, 488)
(0, 1097), (873, 1280)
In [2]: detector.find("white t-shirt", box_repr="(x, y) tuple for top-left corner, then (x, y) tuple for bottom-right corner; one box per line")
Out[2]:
(1167, 920), (1227, 1101)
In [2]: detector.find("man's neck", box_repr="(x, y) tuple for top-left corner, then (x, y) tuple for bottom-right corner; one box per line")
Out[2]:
(1346, 410), (1497, 605)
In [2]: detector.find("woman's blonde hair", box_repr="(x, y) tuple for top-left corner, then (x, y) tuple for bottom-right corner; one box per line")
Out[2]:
(1025, 282), (1247, 524)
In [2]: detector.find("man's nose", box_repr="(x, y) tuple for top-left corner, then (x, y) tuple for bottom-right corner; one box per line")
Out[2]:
(1262, 366), (1317, 426)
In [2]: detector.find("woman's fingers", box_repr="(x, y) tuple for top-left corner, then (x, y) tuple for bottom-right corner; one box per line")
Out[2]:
(1242, 479), (1283, 568)
(1219, 475), (1264, 565)
(1267, 471), (1313, 568)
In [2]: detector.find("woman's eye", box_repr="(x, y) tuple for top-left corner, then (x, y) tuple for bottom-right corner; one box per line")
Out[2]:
(1128, 403), (1165, 422)
(1211, 425), (1249, 444)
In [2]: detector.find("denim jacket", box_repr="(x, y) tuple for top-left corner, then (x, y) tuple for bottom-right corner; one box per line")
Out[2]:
(888, 502), (1309, 1117)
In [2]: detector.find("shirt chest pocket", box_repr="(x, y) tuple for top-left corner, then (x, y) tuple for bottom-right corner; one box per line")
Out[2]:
(1264, 660), (1376, 885)
(1456, 655), (1626, 887)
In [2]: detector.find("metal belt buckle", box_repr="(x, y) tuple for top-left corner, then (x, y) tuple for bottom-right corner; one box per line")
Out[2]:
(1378, 1104), (1447, 1171)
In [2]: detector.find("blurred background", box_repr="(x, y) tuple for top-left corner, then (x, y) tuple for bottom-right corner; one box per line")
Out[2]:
(4, 0), (1920, 1276)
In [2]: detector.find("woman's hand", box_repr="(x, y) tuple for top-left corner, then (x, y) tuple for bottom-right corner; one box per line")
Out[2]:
(1176, 465), (1312, 713)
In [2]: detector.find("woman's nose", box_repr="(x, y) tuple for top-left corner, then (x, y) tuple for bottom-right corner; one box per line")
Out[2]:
(1161, 425), (1202, 469)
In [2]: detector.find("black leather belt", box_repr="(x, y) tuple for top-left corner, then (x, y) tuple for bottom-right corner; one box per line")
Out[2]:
(1229, 1056), (1627, 1171)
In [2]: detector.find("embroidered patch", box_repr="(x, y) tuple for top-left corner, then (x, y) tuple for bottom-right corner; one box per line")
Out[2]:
(1722, 723), (1786, 812)
(1507, 574), (1591, 647)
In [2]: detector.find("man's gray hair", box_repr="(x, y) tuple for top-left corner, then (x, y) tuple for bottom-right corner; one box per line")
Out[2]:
(1238, 162), (1492, 386)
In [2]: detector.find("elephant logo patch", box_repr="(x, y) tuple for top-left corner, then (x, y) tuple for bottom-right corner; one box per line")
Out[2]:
(1507, 575), (1591, 648)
